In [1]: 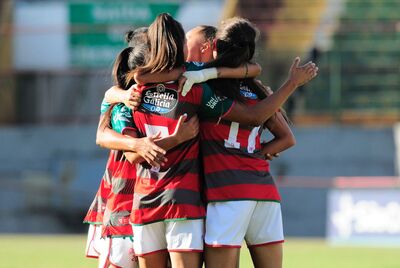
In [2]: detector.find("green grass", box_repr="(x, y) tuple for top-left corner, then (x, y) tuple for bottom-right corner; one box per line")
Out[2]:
(0, 235), (399, 268)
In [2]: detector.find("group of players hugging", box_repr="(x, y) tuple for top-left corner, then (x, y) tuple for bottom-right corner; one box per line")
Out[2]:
(83, 13), (318, 268)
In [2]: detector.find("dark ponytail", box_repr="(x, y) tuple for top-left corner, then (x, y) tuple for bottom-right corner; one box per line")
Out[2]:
(205, 17), (260, 102)
(112, 47), (135, 89)
(125, 27), (148, 47)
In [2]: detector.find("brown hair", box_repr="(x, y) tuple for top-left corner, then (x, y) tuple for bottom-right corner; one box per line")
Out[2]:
(135, 13), (185, 75)
(198, 25), (217, 43)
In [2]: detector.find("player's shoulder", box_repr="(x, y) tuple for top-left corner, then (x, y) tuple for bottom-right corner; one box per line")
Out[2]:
(112, 103), (132, 118)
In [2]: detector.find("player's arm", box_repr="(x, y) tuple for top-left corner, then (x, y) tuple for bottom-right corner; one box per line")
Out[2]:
(95, 101), (161, 152)
(97, 107), (198, 166)
(180, 62), (261, 96)
(105, 63), (261, 109)
(135, 62), (260, 85)
(214, 63), (262, 79)
(107, 115), (198, 166)
(261, 112), (296, 160)
(134, 61), (261, 96)
(104, 85), (141, 110)
(223, 58), (318, 125)
(143, 114), (199, 162)
(96, 103), (167, 166)
(97, 122), (167, 166)
(134, 67), (184, 85)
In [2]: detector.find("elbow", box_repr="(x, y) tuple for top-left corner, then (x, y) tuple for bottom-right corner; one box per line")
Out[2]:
(95, 137), (103, 147)
(254, 63), (262, 76)
(95, 134), (105, 148)
(286, 135), (296, 148)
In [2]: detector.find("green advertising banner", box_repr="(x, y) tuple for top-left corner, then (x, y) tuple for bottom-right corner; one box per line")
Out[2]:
(69, 2), (180, 68)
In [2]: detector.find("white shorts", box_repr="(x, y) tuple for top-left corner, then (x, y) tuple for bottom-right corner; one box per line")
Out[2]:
(133, 219), (204, 256)
(85, 225), (103, 258)
(98, 237), (138, 268)
(205, 201), (284, 248)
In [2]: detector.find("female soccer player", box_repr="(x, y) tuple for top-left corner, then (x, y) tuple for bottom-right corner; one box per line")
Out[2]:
(182, 17), (298, 268)
(85, 28), (199, 268)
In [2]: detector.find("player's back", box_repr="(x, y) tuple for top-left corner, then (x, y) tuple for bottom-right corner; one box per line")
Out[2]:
(200, 82), (280, 202)
(131, 82), (206, 225)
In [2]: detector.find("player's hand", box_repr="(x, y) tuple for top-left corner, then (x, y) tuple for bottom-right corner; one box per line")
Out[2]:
(179, 68), (218, 96)
(177, 75), (188, 94)
(124, 85), (142, 111)
(265, 153), (280, 161)
(172, 114), (199, 143)
(179, 71), (202, 97)
(137, 133), (167, 167)
(287, 57), (318, 87)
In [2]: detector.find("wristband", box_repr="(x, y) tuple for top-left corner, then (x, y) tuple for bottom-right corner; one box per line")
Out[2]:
(202, 67), (218, 80)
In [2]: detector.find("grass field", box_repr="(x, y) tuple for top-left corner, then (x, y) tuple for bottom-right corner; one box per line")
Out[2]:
(0, 235), (399, 268)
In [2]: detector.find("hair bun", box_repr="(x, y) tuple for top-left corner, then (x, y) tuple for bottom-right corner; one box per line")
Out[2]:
(125, 29), (135, 44)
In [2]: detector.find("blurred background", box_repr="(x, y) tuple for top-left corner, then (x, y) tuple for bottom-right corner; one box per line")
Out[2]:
(0, 0), (400, 266)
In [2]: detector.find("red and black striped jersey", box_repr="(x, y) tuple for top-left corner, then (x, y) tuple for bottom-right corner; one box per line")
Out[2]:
(83, 156), (112, 225)
(201, 82), (281, 202)
(131, 82), (234, 225)
(101, 103), (137, 237)
(84, 102), (129, 227)
(85, 103), (137, 237)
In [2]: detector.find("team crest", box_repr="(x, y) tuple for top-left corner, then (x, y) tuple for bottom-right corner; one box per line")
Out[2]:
(141, 84), (178, 114)
(156, 84), (166, 93)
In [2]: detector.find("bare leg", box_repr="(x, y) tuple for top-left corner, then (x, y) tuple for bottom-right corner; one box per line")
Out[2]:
(248, 243), (283, 268)
(204, 247), (240, 268)
(169, 252), (202, 268)
(138, 251), (169, 268)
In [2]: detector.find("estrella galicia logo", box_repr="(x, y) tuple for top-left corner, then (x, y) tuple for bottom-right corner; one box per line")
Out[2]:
(141, 84), (178, 114)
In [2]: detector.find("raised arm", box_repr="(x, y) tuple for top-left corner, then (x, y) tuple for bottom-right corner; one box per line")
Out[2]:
(223, 57), (318, 126)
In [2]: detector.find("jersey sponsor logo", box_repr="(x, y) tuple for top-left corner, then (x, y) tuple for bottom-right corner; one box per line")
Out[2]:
(240, 89), (258, 99)
(240, 85), (258, 99)
(141, 84), (178, 114)
(206, 94), (227, 110)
